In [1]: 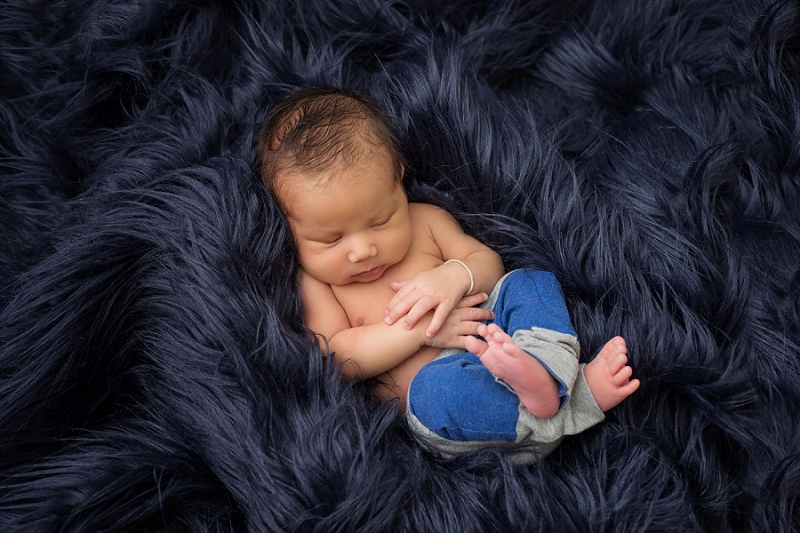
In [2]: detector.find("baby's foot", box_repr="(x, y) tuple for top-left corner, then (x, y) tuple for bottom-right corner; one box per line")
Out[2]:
(465, 324), (560, 418)
(583, 337), (640, 411)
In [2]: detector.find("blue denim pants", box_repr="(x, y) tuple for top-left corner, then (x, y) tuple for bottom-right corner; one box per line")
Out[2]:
(405, 270), (604, 459)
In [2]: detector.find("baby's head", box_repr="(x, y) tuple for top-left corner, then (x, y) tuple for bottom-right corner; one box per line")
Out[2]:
(257, 87), (413, 286)
(257, 86), (405, 214)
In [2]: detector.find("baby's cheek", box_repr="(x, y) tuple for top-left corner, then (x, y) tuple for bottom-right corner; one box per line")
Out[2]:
(389, 230), (412, 261)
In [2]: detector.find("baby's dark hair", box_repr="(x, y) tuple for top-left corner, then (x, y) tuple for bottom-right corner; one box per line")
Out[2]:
(257, 86), (405, 211)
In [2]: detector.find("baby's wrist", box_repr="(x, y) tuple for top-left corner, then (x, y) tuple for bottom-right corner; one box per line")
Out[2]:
(415, 324), (431, 348)
(396, 315), (428, 347)
(444, 259), (474, 296)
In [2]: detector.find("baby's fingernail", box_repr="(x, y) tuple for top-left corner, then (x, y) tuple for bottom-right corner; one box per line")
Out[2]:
(384, 316), (391, 324)
(403, 322), (410, 329)
(426, 331), (433, 338)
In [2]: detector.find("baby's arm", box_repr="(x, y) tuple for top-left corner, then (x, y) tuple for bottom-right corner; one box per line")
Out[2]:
(385, 205), (505, 337)
(300, 269), (493, 381)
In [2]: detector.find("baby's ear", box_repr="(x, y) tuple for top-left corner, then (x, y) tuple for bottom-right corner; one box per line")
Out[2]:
(399, 163), (405, 182)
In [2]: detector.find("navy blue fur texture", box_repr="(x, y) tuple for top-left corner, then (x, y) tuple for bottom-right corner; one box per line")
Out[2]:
(1, 0), (799, 531)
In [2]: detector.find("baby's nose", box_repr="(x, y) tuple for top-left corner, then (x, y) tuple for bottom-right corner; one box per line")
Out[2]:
(348, 237), (377, 263)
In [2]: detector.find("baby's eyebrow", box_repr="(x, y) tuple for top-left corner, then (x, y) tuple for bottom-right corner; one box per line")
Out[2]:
(372, 208), (392, 221)
(373, 198), (398, 218)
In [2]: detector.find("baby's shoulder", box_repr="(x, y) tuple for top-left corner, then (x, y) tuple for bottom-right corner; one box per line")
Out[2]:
(408, 202), (453, 223)
(297, 267), (332, 294)
(408, 203), (461, 236)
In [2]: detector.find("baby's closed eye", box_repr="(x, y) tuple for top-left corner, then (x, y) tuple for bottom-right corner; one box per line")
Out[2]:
(304, 233), (341, 245)
(371, 214), (393, 228)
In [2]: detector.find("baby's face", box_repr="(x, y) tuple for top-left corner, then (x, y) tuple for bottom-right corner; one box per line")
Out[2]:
(282, 146), (412, 287)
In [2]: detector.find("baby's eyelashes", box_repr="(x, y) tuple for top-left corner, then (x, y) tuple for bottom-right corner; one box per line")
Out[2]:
(304, 233), (341, 245)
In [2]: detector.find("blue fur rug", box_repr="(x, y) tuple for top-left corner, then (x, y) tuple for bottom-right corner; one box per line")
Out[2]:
(2, 1), (800, 531)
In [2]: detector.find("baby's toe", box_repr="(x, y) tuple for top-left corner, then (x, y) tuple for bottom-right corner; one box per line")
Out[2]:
(612, 365), (633, 386)
(489, 328), (510, 344)
(608, 353), (628, 374)
(612, 337), (627, 351)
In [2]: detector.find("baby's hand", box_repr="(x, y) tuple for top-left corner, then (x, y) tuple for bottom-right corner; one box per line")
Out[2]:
(385, 263), (485, 337)
(421, 303), (494, 350)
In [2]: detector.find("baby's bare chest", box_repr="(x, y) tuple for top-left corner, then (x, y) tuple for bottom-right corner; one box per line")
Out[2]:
(334, 252), (442, 327)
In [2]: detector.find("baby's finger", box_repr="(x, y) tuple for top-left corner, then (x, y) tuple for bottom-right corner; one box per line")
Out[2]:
(386, 287), (409, 313)
(464, 306), (494, 323)
(403, 296), (436, 331)
(457, 292), (488, 308)
(385, 285), (415, 324)
(445, 321), (487, 349)
(441, 336), (467, 350)
(424, 304), (452, 338)
(389, 280), (408, 292)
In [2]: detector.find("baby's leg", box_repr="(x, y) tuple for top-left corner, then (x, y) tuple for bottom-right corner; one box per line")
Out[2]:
(465, 323), (560, 418)
(582, 337), (640, 411)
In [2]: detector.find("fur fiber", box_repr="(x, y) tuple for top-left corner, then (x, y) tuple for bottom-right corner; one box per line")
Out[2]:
(2, 0), (800, 531)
